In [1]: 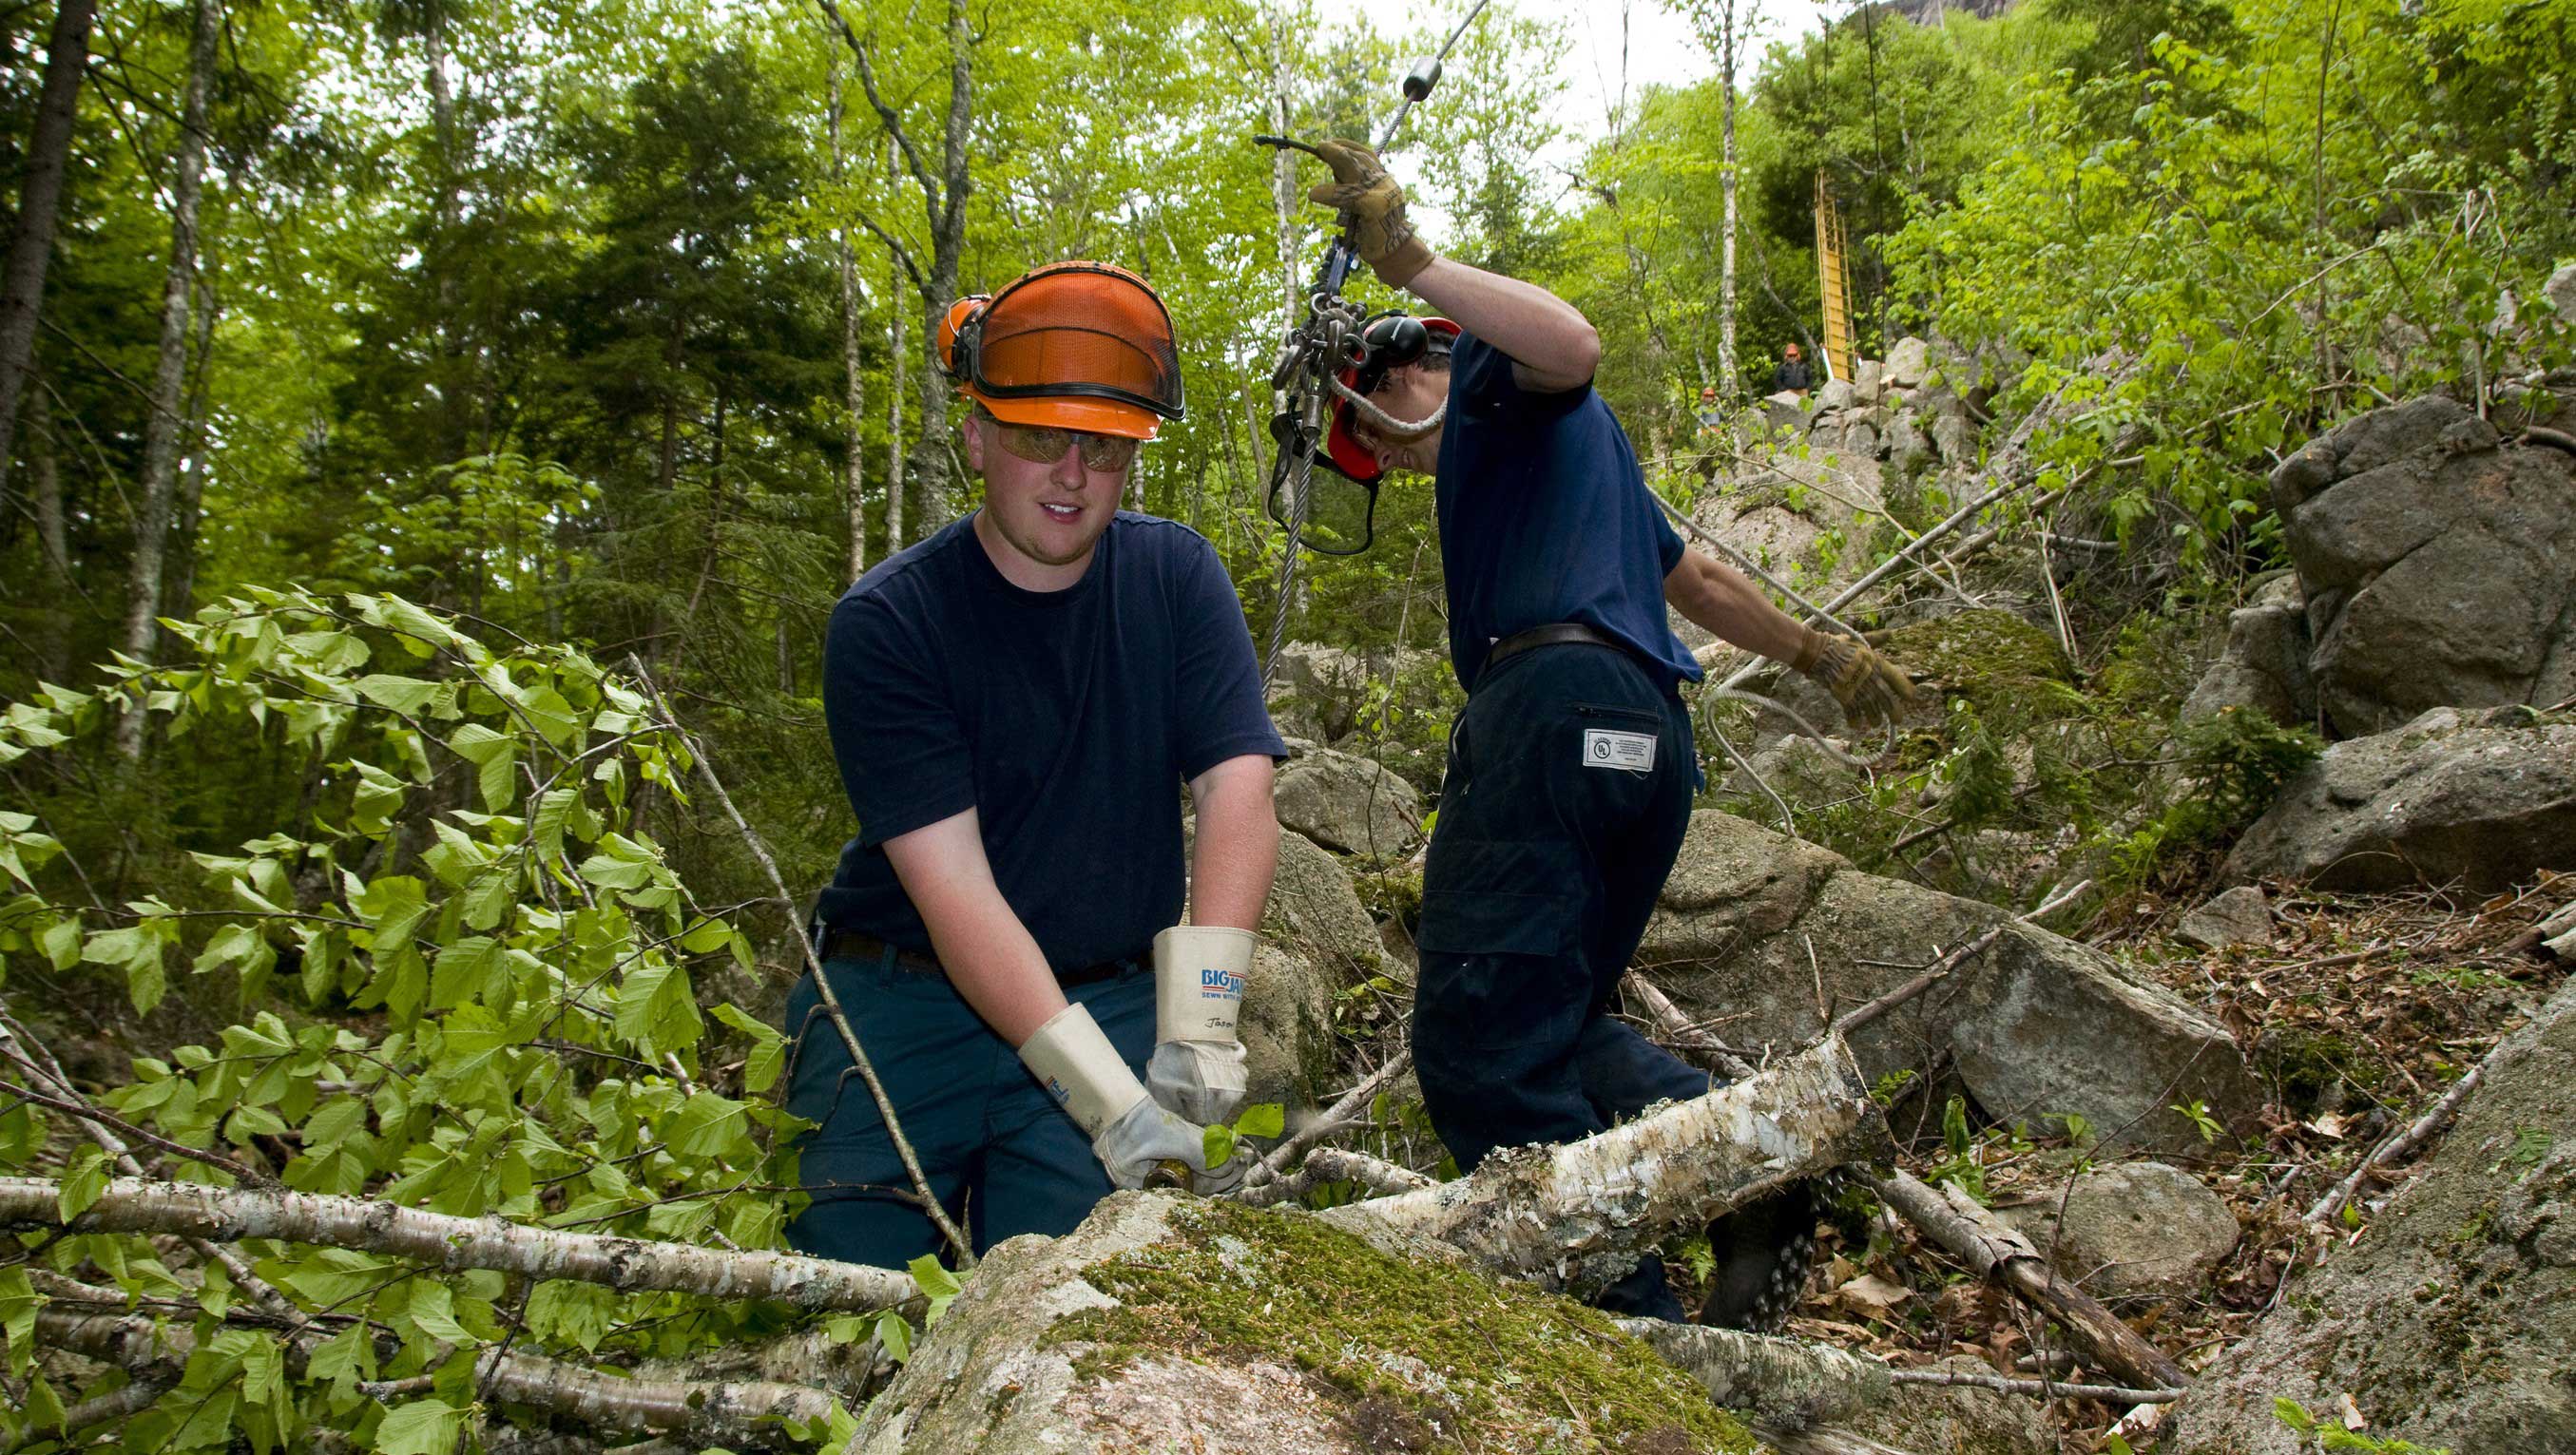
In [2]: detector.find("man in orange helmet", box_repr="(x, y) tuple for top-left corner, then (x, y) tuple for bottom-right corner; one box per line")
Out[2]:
(1303, 141), (1915, 1329)
(783, 260), (1285, 1268)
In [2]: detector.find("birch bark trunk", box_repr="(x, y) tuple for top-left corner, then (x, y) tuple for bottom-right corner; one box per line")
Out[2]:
(830, 59), (867, 584)
(0, 1176), (913, 1312)
(112, 0), (223, 758)
(0, 0), (97, 509)
(1322, 1036), (1882, 1298)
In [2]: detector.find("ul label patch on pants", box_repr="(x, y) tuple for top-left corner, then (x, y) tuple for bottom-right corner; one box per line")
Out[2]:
(1583, 728), (1656, 773)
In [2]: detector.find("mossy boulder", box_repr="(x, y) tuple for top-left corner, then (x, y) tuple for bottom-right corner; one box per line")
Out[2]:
(849, 1192), (1755, 1454)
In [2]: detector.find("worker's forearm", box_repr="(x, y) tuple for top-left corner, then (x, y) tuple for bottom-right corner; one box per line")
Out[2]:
(922, 901), (1068, 1048)
(1667, 552), (1813, 664)
(1187, 759), (1279, 931)
(1401, 256), (1599, 389)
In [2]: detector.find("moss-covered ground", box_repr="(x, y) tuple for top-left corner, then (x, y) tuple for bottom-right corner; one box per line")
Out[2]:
(1043, 1199), (1756, 1454)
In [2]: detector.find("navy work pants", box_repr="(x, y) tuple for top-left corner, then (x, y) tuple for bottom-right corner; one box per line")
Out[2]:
(779, 947), (1154, 1266)
(1412, 641), (1716, 1319)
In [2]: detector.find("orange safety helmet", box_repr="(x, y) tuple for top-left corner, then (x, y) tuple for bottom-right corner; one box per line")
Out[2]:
(1322, 312), (1459, 484)
(937, 260), (1184, 441)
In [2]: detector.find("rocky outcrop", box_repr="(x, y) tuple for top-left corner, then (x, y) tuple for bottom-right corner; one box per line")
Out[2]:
(2221, 705), (2576, 893)
(1637, 812), (2259, 1157)
(2181, 574), (2316, 728)
(1997, 1161), (2241, 1301)
(1275, 746), (1422, 860)
(2163, 975), (2576, 1453)
(849, 1192), (1758, 1453)
(2270, 395), (2576, 737)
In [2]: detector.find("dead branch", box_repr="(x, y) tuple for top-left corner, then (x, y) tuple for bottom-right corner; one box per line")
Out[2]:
(1823, 925), (2011, 1043)
(1871, 1168), (2189, 1390)
(1885, 1366), (2182, 1403)
(2303, 1058), (2487, 1229)
(625, 655), (974, 1267)
(1239, 1145), (1430, 1208)
(1248, 1049), (1412, 1188)
(0, 1370), (172, 1453)
(0, 999), (303, 1327)
(1321, 1037), (1883, 1298)
(0, 1176), (913, 1313)
(30, 1307), (838, 1441)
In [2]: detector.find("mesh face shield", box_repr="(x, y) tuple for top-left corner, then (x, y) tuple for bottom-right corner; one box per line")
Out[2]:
(947, 261), (1185, 441)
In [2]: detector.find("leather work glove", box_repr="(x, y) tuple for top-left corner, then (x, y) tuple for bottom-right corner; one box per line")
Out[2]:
(1306, 138), (1435, 290)
(1017, 1002), (1243, 1196)
(1792, 626), (1918, 729)
(1146, 926), (1254, 1126)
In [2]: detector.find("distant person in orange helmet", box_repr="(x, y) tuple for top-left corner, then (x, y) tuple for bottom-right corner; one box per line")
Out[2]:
(1772, 342), (1815, 396)
(784, 260), (1285, 1269)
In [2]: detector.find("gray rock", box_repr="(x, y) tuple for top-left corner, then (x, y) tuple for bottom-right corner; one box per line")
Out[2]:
(1929, 411), (1974, 465)
(1760, 390), (1807, 431)
(1884, 336), (1932, 389)
(851, 1192), (1753, 1452)
(1674, 453), (1888, 660)
(2547, 262), (2576, 328)
(2222, 706), (2576, 893)
(1883, 413), (1932, 474)
(1639, 812), (2259, 1156)
(1834, 421), (1879, 460)
(1275, 746), (1423, 860)
(1261, 829), (1384, 982)
(1999, 1162), (2240, 1301)
(1817, 378), (1857, 412)
(1241, 939), (1338, 1113)
(2181, 574), (2317, 728)
(2164, 975), (2576, 1453)
(2177, 885), (2274, 950)
(2269, 394), (2576, 736)
(1853, 358), (1884, 406)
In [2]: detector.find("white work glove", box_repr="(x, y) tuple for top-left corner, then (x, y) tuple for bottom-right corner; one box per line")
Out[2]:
(1017, 1002), (1243, 1196)
(1146, 926), (1255, 1126)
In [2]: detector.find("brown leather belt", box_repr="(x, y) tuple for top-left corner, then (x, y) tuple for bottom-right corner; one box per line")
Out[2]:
(1482, 622), (1631, 677)
(819, 930), (1138, 988)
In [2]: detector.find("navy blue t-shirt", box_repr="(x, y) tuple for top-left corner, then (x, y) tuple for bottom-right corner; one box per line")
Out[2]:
(817, 512), (1286, 974)
(1434, 331), (1703, 695)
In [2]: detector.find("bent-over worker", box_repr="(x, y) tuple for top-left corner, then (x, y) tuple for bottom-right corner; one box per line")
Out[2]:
(1303, 140), (1916, 1327)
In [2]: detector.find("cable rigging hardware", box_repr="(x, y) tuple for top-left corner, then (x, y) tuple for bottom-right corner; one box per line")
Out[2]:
(1250, 0), (1490, 689)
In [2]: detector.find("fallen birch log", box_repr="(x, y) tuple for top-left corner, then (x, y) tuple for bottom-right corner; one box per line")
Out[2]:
(0, 1176), (913, 1314)
(1320, 1035), (1884, 1297)
(1872, 1168), (2189, 1391)
(31, 1307), (839, 1441)
(1617, 1317), (1892, 1425)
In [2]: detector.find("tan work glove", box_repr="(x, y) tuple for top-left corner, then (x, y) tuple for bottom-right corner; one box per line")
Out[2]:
(1792, 626), (1917, 729)
(1306, 138), (1434, 290)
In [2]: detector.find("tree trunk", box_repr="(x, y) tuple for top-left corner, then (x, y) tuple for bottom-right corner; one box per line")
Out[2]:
(0, 0), (98, 515)
(28, 381), (69, 682)
(1268, 5), (1301, 322)
(0, 1175), (913, 1311)
(167, 278), (221, 622)
(1719, 1), (1742, 399)
(830, 58), (867, 585)
(113, 0), (221, 759)
(885, 224), (906, 553)
(1321, 1036), (1882, 1300)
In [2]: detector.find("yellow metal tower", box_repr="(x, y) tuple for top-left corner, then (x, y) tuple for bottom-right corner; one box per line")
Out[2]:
(1813, 169), (1855, 383)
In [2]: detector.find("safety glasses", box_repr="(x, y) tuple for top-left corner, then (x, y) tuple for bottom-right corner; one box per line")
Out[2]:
(983, 414), (1141, 473)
